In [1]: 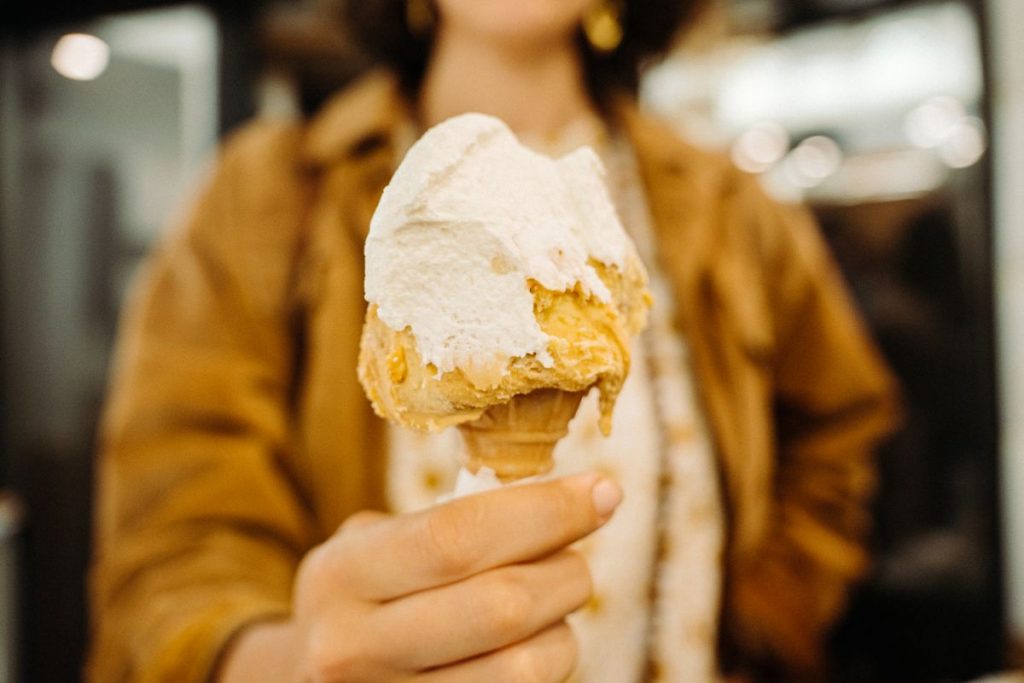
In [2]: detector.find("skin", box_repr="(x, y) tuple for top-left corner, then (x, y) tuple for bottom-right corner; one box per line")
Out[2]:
(432, 0), (589, 48)
(219, 3), (624, 680)
(218, 474), (622, 682)
(419, 0), (598, 140)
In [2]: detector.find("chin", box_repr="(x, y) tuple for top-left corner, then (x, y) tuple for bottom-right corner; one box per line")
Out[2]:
(438, 0), (589, 44)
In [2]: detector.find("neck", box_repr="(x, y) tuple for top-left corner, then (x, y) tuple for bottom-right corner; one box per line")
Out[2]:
(418, 27), (596, 140)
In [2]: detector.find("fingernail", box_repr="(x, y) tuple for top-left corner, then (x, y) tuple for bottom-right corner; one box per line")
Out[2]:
(591, 478), (622, 518)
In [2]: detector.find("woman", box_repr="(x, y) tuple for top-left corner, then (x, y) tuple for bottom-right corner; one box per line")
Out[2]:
(87, 0), (899, 681)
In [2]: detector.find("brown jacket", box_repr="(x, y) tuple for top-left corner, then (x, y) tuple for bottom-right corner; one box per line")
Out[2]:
(88, 72), (900, 682)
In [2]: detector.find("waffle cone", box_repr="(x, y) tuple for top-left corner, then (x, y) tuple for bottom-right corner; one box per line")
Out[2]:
(457, 388), (585, 482)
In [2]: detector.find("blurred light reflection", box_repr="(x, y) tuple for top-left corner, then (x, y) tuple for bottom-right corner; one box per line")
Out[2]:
(905, 96), (968, 148)
(939, 116), (987, 168)
(731, 121), (789, 173)
(50, 33), (110, 81)
(789, 135), (843, 183)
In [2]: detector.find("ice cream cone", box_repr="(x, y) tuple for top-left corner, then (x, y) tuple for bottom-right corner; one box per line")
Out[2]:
(457, 388), (586, 482)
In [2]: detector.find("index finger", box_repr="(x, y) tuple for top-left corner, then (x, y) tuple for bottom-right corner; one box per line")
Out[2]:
(339, 472), (621, 601)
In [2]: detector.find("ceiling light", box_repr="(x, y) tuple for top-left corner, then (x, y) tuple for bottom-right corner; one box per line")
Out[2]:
(51, 33), (110, 81)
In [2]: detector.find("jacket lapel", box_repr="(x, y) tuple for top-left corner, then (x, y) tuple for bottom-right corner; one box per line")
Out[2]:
(295, 73), (407, 528)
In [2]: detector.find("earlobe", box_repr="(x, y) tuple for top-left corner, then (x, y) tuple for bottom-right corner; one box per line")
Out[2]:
(582, 0), (624, 54)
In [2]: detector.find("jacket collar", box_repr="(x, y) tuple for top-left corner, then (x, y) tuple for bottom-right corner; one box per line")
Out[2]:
(301, 70), (408, 166)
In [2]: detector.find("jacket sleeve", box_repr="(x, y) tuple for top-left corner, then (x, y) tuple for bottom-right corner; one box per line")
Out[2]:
(87, 122), (317, 683)
(723, 180), (902, 677)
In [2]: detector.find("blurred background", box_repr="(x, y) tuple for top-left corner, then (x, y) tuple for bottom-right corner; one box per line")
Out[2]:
(0, 0), (1021, 680)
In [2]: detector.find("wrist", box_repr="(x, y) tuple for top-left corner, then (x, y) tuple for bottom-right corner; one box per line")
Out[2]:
(215, 617), (305, 683)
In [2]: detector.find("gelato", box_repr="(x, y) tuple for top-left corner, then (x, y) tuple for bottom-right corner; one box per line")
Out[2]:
(358, 113), (650, 480)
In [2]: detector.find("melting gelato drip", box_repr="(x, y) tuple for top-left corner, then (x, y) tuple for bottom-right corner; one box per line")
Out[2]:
(358, 113), (650, 437)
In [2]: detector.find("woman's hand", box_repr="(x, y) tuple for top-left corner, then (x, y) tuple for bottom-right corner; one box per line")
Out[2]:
(217, 472), (622, 682)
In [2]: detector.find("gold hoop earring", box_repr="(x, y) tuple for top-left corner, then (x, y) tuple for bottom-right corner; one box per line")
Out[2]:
(582, 0), (624, 54)
(406, 0), (436, 38)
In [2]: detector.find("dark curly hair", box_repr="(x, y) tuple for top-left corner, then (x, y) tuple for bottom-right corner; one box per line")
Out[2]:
(338, 0), (707, 106)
